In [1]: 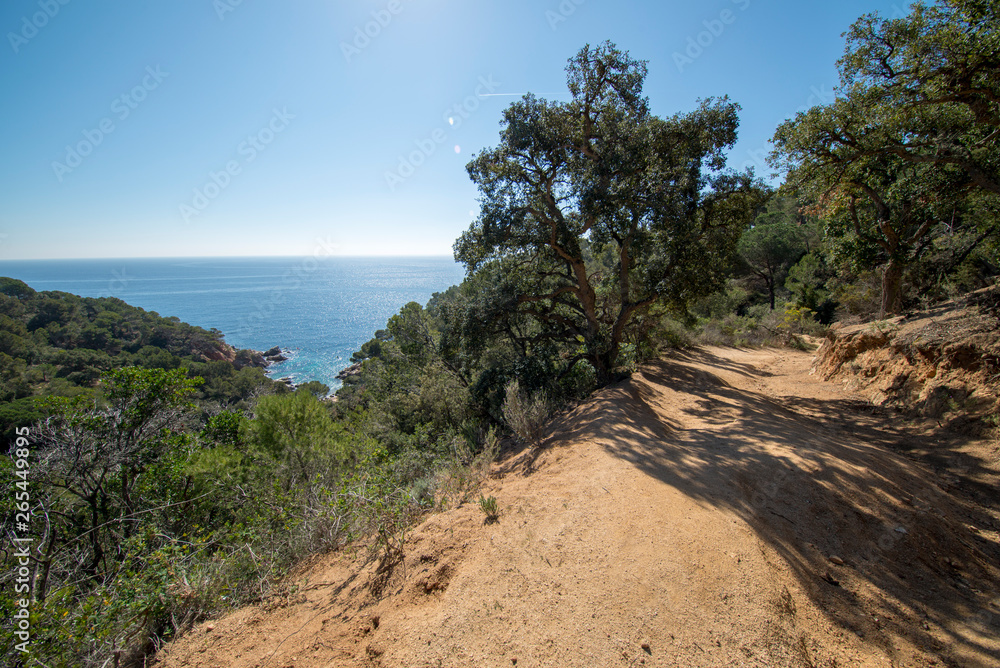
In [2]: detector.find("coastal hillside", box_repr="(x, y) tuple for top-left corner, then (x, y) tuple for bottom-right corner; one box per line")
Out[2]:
(5, 3), (999, 664)
(0, 277), (282, 439)
(153, 341), (1000, 668)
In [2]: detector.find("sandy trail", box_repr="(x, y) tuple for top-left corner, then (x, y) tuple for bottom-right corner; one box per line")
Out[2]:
(155, 346), (1000, 668)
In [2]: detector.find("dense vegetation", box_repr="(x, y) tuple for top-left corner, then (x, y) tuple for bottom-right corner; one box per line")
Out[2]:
(456, 44), (767, 383)
(2, 1), (998, 666)
(0, 278), (285, 443)
(772, 0), (1000, 315)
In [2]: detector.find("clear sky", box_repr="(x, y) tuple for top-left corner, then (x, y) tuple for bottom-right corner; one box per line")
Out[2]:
(0, 0), (905, 259)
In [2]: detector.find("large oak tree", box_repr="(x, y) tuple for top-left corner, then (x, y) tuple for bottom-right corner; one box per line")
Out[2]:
(454, 42), (765, 384)
(840, 0), (1000, 195)
(772, 96), (969, 316)
(771, 0), (1000, 315)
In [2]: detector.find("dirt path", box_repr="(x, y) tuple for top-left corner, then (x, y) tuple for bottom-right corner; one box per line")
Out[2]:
(154, 346), (1000, 668)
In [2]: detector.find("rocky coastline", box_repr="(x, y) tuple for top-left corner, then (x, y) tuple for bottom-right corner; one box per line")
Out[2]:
(215, 342), (292, 379)
(226, 343), (357, 394)
(335, 362), (363, 381)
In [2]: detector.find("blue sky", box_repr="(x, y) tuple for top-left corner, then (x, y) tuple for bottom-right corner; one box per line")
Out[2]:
(0, 0), (906, 259)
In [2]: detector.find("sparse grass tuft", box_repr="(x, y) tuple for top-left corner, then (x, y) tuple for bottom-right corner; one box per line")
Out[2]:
(478, 495), (500, 523)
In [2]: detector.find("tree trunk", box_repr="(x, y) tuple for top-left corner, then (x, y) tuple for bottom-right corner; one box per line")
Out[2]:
(591, 350), (614, 386)
(881, 260), (904, 317)
(36, 526), (58, 603)
(87, 493), (104, 581)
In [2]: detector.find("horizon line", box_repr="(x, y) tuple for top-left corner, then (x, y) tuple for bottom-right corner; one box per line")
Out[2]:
(0, 254), (459, 262)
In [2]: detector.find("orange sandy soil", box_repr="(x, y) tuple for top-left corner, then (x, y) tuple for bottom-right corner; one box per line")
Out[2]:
(153, 345), (1000, 668)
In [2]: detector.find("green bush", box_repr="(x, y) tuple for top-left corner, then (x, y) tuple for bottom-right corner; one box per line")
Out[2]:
(478, 495), (500, 523)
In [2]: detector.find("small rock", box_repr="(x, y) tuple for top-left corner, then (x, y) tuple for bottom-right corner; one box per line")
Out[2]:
(205, 624), (215, 632)
(336, 362), (364, 380)
(829, 555), (845, 566)
(640, 639), (651, 653)
(895, 526), (908, 534)
(511, 658), (517, 665)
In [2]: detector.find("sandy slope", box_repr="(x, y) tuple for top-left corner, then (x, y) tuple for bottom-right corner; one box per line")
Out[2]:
(154, 346), (1000, 668)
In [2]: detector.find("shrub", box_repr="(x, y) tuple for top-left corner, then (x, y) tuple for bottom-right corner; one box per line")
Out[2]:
(478, 495), (499, 523)
(833, 271), (882, 321)
(778, 305), (826, 338)
(502, 380), (549, 447)
(654, 316), (694, 350)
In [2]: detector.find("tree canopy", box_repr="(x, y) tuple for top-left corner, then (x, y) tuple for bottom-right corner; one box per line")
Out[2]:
(455, 42), (767, 383)
(839, 0), (1000, 195)
(771, 0), (1000, 315)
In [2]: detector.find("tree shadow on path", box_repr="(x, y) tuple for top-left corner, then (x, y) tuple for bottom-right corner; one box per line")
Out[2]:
(549, 347), (1000, 666)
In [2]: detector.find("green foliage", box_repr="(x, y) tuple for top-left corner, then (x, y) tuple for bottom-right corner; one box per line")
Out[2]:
(771, 0), (1000, 316)
(778, 306), (822, 337)
(298, 380), (331, 398)
(478, 495), (500, 523)
(651, 316), (694, 350)
(1, 368), (205, 666)
(455, 42), (768, 384)
(736, 196), (812, 310)
(202, 409), (246, 448)
(0, 280), (285, 438)
(0, 395), (42, 443)
(772, 97), (968, 316)
(1, 362), (435, 667)
(350, 333), (385, 363)
(10, 24), (1000, 666)
(341, 300), (474, 455)
(0, 277), (35, 299)
(832, 270), (883, 319)
(246, 389), (351, 488)
(785, 251), (836, 321)
(839, 0), (1000, 196)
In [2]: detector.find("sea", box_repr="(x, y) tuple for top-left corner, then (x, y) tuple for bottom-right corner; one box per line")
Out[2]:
(0, 257), (467, 391)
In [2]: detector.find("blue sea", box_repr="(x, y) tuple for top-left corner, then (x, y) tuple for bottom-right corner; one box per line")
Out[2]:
(0, 257), (466, 390)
